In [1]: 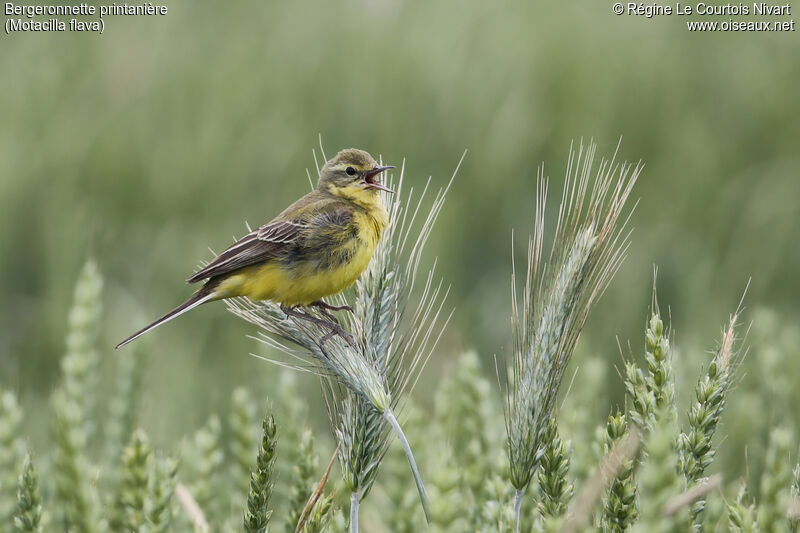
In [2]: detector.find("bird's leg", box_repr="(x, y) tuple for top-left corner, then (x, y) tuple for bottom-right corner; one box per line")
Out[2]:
(306, 300), (354, 327)
(281, 304), (333, 327)
(281, 305), (356, 349)
(309, 306), (340, 325)
(309, 299), (354, 314)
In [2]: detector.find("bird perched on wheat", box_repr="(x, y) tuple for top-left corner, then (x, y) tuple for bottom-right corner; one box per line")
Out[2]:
(116, 148), (393, 349)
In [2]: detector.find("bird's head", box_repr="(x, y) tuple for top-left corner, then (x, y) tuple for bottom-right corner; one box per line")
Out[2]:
(318, 149), (394, 204)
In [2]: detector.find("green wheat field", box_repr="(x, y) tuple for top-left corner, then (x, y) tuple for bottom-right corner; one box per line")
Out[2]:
(1, 0), (799, 532)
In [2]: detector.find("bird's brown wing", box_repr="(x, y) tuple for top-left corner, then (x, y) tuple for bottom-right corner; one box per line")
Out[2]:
(186, 219), (309, 283)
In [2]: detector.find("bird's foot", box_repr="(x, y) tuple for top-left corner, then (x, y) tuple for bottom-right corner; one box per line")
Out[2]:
(281, 305), (357, 349)
(309, 300), (354, 314)
(320, 329), (357, 350)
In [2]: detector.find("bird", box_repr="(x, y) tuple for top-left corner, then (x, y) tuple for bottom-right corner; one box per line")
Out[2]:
(116, 148), (393, 349)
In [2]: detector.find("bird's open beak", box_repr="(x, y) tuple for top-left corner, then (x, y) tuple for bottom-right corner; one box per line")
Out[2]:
(364, 166), (395, 193)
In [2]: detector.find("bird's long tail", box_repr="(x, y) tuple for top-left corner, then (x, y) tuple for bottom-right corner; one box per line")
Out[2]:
(115, 291), (216, 349)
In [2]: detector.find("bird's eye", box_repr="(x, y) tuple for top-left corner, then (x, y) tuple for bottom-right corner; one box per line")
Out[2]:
(345, 166), (356, 176)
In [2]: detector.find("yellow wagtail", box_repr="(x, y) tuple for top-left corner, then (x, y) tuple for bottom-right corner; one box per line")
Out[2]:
(116, 148), (393, 349)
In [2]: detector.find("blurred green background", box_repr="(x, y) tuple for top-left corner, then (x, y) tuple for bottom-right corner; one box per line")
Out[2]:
(1, 0), (798, 472)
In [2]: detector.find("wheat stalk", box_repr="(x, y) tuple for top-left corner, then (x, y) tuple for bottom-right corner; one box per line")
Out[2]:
(504, 140), (640, 531)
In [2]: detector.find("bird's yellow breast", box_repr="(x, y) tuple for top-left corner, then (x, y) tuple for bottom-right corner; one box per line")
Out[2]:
(216, 207), (387, 306)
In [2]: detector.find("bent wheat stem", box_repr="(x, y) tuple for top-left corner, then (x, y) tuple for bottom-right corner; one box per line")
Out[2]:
(385, 409), (430, 523)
